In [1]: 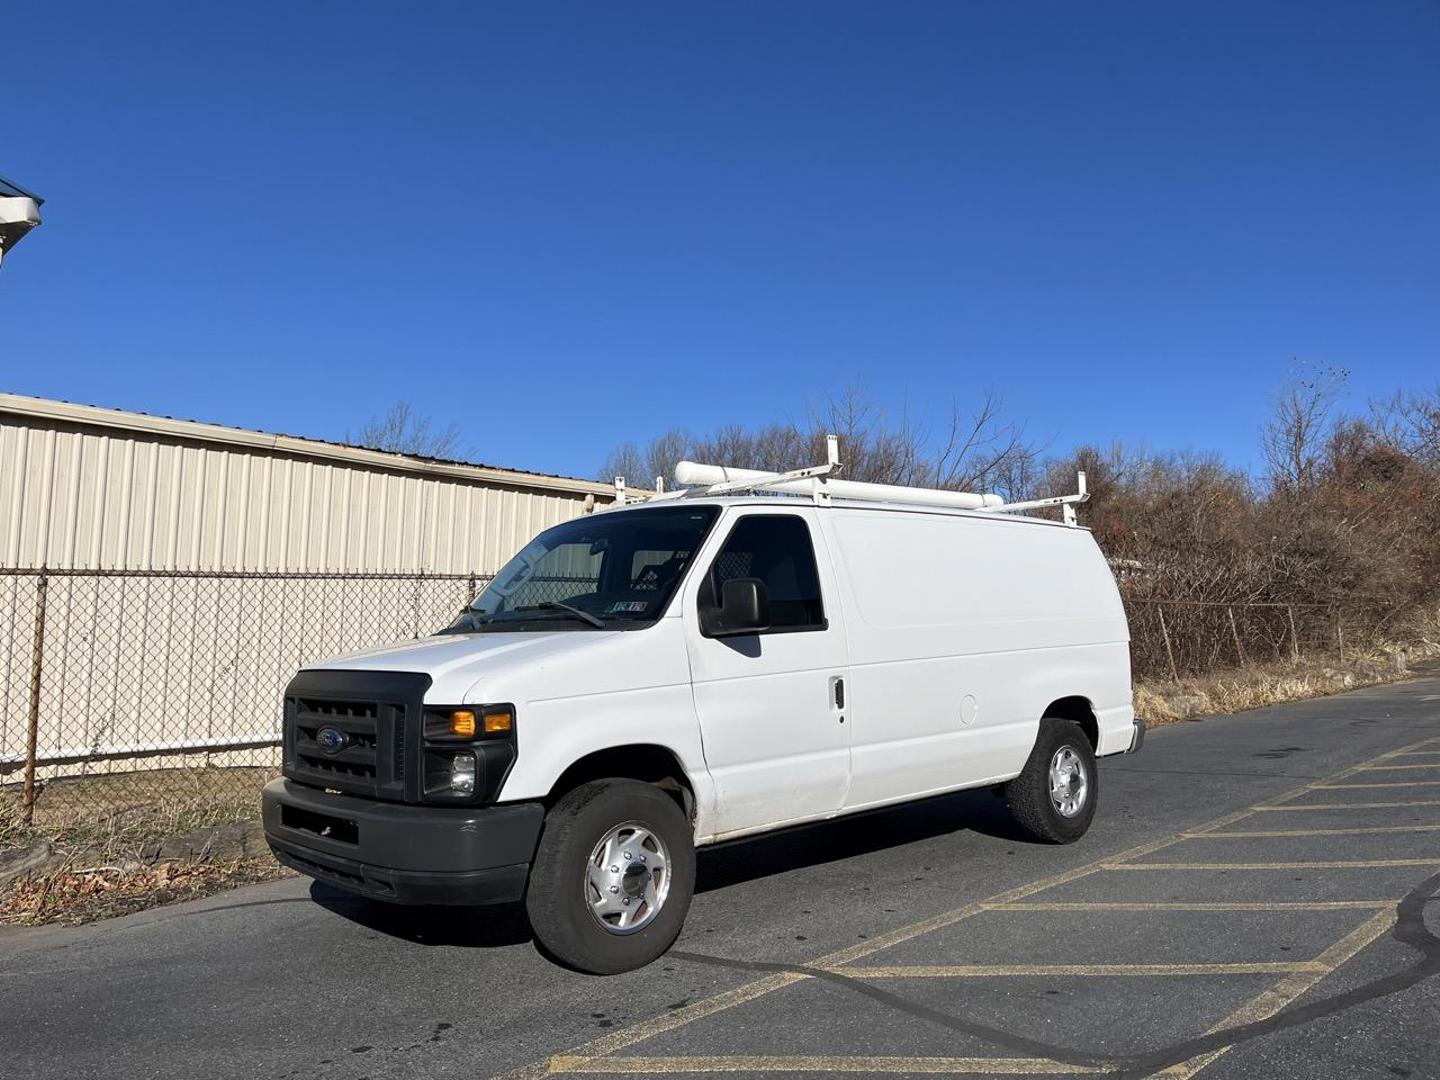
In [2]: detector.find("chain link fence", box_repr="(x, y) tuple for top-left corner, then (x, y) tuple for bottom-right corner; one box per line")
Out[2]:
(1, 568), (489, 841)
(1121, 594), (1364, 681)
(0, 564), (1388, 842)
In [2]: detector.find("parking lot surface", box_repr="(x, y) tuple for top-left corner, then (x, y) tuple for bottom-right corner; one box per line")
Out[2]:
(3, 674), (1439, 1080)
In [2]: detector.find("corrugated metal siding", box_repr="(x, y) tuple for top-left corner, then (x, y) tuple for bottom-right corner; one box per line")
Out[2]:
(0, 413), (596, 573)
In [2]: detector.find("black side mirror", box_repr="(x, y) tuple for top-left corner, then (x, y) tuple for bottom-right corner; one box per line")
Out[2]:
(703, 577), (770, 637)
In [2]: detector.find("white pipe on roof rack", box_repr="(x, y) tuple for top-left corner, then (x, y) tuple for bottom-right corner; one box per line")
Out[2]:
(673, 462), (1004, 510)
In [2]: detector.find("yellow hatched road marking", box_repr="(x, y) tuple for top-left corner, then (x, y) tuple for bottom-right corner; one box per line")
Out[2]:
(1181, 824), (1440, 837)
(1356, 762), (1440, 770)
(1160, 911), (1397, 1079)
(1252, 800), (1440, 810)
(1104, 859), (1440, 871)
(500, 734), (1439, 1080)
(842, 962), (1326, 978)
(500, 824), (1215, 1078)
(984, 901), (1394, 912)
(548, 1055), (1107, 1075)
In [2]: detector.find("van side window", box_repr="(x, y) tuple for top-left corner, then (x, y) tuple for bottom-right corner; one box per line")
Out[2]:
(700, 515), (827, 632)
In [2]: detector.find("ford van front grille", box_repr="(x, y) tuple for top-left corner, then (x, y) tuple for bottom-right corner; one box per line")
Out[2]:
(281, 671), (432, 803)
(292, 698), (384, 792)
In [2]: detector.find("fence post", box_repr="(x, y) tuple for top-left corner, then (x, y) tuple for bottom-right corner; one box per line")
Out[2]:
(467, 572), (478, 603)
(1226, 606), (1246, 666)
(1287, 605), (1300, 665)
(1336, 615), (1345, 663)
(1156, 603), (1180, 682)
(21, 570), (49, 825)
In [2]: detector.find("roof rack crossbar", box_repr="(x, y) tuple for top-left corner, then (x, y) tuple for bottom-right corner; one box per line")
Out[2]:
(978, 471), (1089, 525)
(694, 434), (842, 501)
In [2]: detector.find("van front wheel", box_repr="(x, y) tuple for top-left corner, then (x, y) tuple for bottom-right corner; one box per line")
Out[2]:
(525, 779), (695, 974)
(1004, 719), (1098, 844)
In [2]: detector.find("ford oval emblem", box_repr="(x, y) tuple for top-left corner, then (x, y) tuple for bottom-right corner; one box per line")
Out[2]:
(315, 726), (349, 755)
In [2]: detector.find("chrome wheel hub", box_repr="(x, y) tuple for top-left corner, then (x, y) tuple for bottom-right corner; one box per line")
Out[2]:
(585, 821), (670, 935)
(1049, 746), (1088, 818)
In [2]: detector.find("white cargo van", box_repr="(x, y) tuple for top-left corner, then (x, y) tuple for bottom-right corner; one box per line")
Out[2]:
(263, 449), (1141, 973)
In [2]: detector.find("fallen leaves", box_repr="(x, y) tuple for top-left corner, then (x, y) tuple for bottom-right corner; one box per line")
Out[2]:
(0, 857), (294, 927)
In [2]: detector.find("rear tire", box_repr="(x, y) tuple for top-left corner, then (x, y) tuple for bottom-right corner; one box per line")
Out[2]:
(525, 779), (695, 974)
(1004, 719), (1098, 844)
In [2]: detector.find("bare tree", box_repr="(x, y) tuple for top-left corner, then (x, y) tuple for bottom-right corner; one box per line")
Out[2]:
(1262, 364), (1348, 493)
(598, 428), (693, 488)
(600, 386), (1036, 496)
(350, 402), (463, 459)
(1371, 385), (1440, 465)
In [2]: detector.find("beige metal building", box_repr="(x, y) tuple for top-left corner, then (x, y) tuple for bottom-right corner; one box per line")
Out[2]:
(0, 392), (618, 782)
(1, 392), (617, 574)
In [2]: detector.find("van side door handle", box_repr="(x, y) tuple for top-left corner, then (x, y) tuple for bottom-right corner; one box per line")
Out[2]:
(833, 677), (845, 710)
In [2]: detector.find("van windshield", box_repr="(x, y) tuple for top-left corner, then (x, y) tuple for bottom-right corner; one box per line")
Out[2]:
(444, 506), (719, 633)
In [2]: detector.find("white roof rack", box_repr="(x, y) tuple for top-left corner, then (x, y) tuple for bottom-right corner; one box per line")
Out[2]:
(611, 436), (1090, 525)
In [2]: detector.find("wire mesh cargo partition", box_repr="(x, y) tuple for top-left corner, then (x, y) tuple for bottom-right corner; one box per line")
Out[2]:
(0, 568), (488, 838)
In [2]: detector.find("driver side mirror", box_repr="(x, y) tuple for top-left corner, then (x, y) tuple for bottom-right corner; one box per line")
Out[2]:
(702, 577), (770, 637)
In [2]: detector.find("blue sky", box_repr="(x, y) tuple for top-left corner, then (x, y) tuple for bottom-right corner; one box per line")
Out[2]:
(3, 2), (1437, 480)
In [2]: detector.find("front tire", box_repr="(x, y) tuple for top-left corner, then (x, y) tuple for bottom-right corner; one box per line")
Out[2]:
(525, 779), (695, 974)
(1004, 719), (1098, 844)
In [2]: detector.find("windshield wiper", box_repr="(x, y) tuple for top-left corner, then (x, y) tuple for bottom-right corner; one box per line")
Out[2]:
(443, 609), (495, 633)
(515, 601), (607, 629)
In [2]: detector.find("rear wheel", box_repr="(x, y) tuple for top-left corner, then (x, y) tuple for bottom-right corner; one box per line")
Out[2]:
(1004, 719), (1098, 843)
(525, 779), (695, 974)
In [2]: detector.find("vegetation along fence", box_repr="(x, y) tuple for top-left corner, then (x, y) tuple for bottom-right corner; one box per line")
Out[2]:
(0, 566), (1386, 836)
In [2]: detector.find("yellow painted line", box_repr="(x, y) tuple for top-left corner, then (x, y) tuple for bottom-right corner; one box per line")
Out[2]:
(801, 839), (1219, 973)
(1162, 911), (1396, 1079)
(1105, 859), (1440, 871)
(498, 734), (1439, 1080)
(1252, 800), (1440, 810)
(842, 962), (1326, 978)
(985, 901), (1394, 912)
(548, 1055), (1108, 1074)
(1314, 780), (1440, 789)
(1180, 824), (1440, 838)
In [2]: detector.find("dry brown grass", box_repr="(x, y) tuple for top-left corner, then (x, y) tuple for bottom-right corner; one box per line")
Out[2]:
(0, 766), (287, 927)
(1136, 639), (1440, 726)
(1, 766), (276, 868)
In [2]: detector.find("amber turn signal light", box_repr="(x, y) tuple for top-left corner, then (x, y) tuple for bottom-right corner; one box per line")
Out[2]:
(483, 707), (514, 735)
(449, 710), (477, 737)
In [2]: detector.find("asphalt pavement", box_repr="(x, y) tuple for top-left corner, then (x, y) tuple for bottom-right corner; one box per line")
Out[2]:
(3, 673), (1439, 1080)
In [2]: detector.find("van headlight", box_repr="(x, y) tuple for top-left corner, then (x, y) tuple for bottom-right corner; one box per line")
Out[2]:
(421, 704), (517, 802)
(449, 752), (477, 795)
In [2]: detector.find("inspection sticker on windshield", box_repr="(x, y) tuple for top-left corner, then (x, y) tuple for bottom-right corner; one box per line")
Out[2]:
(608, 601), (648, 613)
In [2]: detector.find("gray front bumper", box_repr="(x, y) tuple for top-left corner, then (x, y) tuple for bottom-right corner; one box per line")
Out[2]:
(262, 778), (543, 905)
